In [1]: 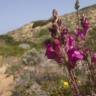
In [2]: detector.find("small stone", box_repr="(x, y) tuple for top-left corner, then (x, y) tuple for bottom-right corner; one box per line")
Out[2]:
(18, 43), (30, 49)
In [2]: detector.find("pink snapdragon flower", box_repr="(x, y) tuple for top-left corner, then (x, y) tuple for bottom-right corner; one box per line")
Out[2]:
(91, 53), (96, 64)
(81, 15), (90, 35)
(45, 42), (56, 59)
(45, 38), (63, 63)
(53, 38), (61, 50)
(67, 48), (84, 69)
(45, 11), (90, 69)
(75, 26), (85, 40)
(53, 38), (64, 63)
(68, 49), (84, 62)
(65, 34), (76, 51)
(61, 27), (68, 35)
(83, 48), (91, 55)
(60, 27), (68, 44)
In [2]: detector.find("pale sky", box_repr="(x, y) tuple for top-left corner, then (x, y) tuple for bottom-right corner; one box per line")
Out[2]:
(0, 0), (96, 34)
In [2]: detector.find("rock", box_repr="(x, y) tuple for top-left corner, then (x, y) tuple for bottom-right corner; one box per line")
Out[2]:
(18, 43), (30, 49)
(0, 74), (14, 96)
(0, 65), (8, 74)
(0, 56), (3, 66)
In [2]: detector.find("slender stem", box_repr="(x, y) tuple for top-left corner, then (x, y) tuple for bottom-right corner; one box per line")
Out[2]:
(76, 9), (80, 26)
(68, 68), (81, 96)
(87, 57), (96, 91)
(62, 46), (81, 96)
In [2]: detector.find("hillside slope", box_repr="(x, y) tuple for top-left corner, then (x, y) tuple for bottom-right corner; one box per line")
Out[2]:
(0, 4), (96, 96)
(7, 4), (96, 43)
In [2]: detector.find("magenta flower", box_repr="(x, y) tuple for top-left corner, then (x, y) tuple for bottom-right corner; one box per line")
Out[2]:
(45, 38), (63, 63)
(67, 48), (84, 69)
(82, 18), (90, 30)
(83, 48), (91, 55)
(65, 34), (76, 51)
(72, 50), (84, 60)
(53, 38), (61, 49)
(53, 38), (63, 58)
(54, 56), (63, 63)
(45, 42), (56, 59)
(60, 27), (68, 44)
(75, 26), (85, 40)
(45, 11), (91, 69)
(53, 38), (64, 63)
(61, 27), (68, 35)
(91, 53), (96, 64)
(81, 16), (90, 36)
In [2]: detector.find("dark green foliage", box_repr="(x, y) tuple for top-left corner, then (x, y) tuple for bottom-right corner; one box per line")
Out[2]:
(12, 81), (33, 96)
(37, 28), (49, 37)
(33, 20), (50, 28)
(85, 26), (96, 51)
(0, 35), (26, 56)
(33, 28), (50, 51)
(0, 35), (18, 45)
(49, 87), (72, 96)
(80, 81), (92, 95)
(41, 78), (72, 96)
(0, 45), (25, 57)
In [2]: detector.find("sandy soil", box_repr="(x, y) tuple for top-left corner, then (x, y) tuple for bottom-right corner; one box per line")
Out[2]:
(0, 65), (14, 96)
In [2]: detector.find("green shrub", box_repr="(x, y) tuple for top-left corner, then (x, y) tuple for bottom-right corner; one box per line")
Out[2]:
(6, 64), (22, 75)
(0, 35), (18, 45)
(0, 45), (25, 57)
(32, 20), (50, 28)
(37, 28), (49, 37)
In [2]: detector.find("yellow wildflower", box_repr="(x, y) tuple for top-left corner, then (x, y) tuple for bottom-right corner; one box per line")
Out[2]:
(63, 81), (69, 88)
(77, 80), (81, 84)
